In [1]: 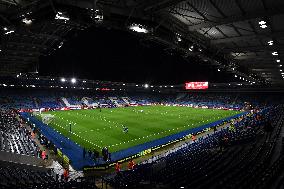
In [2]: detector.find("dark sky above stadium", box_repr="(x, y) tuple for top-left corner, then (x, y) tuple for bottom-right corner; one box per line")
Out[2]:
(39, 27), (231, 85)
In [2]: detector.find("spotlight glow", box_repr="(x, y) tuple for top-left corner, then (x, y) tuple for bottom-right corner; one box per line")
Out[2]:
(22, 18), (32, 25)
(272, 52), (278, 56)
(55, 12), (69, 21)
(4, 30), (14, 35)
(259, 21), (266, 25)
(267, 40), (273, 46)
(129, 24), (148, 33)
(71, 78), (76, 84)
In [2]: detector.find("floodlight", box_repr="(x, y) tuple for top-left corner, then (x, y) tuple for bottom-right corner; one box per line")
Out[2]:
(129, 24), (148, 33)
(58, 42), (64, 48)
(260, 25), (267, 29)
(267, 40), (273, 46)
(61, 78), (66, 82)
(144, 84), (149, 88)
(55, 12), (69, 21)
(4, 30), (14, 35)
(71, 78), (76, 84)
(272, 52), (278, 56)
(22, 18), (32, 25)
(177, 34), (182, 42)
(259, 21), (266, 25)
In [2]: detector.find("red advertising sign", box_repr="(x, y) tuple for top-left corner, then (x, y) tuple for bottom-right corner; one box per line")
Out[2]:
(185, 82), (209, 90)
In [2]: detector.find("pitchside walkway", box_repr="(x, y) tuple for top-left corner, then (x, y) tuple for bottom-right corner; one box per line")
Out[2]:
(20, 111), (247, 170)
(20, 112), (96, 170)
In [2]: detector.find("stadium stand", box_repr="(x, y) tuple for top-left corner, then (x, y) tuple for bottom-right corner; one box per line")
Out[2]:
(0, 161), (55, 188)
(1, 0), (284, 188)
(0, 88), (279, 111)
(0, 160), (99, 189)
(0, 108), (100, 188)
(0, 109), (38, 156)
(0, 88), (283, 188)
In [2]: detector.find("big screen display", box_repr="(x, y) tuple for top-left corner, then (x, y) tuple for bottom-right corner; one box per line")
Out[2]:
(185, 82), (209, 90)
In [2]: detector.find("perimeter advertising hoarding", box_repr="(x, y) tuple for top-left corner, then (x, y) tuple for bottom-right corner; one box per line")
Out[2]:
(185, 82), (209, 90)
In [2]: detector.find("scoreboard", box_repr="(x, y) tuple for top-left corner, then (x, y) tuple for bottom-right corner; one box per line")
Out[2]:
(185, 82), (209, 90)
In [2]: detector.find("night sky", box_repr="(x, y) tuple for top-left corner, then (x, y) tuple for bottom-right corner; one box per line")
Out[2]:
(39, 27), (230, 85)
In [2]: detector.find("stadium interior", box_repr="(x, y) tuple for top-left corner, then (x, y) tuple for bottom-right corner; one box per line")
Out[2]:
(1, 0), (284, 188)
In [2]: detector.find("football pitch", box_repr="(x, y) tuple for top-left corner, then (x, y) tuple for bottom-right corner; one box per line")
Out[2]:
(39, 106), (240, 153)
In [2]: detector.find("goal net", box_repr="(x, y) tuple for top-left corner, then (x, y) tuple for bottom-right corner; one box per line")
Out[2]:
(41, 114), (55, 124)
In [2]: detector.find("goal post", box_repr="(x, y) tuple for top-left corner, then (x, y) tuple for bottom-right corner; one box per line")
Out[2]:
(41, 114), (55, 124)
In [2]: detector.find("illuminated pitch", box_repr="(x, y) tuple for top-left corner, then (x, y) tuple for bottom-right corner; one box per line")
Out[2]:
(38, 106), (240, 153)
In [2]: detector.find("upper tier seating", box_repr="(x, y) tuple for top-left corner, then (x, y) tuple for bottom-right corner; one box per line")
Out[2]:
(1, 88), (283, 110)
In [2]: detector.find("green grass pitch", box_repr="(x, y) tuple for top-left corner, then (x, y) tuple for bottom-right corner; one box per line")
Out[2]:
(39, 106), (240, 153)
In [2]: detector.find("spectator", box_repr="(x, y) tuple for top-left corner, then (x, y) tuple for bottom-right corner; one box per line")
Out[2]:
(56, 173), (59, 181)
(191, 134), (197, 142)
(60, 173), (64, 182)
(31, 131), (35, 139)
(213, 126), (217, 133)
(54, 146), (58, 155)
(83, 148), (86, 158)
(108, 152), (111, 162)
(63, 168), (69, 182)
(88, 149), (92, 157)
(115, 162), (121, 173)
(38, 149), (42, 158)
(41, 150), (46, 160)
(36, 148), (41, 158)
(128, 159), (135, 170)
(223, 135), (229, 148)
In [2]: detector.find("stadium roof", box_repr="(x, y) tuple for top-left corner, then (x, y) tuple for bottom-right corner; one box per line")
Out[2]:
(0, 0), (284, 86)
